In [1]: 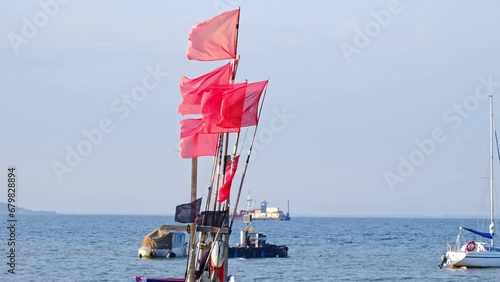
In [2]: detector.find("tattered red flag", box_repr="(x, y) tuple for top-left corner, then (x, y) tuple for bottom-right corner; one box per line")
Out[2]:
(218, 155), (240, 203)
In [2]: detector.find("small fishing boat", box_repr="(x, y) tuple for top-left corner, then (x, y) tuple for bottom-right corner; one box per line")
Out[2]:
(229, 195), (288, 258)
(138, 227), (187, 258)
(229, 226), (288, 258)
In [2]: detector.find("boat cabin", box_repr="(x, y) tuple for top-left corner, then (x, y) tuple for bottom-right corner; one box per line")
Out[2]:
(239, 230), (267, 248)
(230, 229), (288, 258)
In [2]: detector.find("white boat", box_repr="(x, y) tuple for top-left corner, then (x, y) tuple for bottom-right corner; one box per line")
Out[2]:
(138, 227), (187, 258)
(440, 94), (500, 268)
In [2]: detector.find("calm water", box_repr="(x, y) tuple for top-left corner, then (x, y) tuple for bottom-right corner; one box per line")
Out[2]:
(3, 215), (500, 281)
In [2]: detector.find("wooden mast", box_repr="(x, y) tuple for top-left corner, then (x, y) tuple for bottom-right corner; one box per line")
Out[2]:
(179, 8), (244, 282)
(186, 157), (198, 282)
(218, 61), (239, 282)
(221, 10), (241, 279)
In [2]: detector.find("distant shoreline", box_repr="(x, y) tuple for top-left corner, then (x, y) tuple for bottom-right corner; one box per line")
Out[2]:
(0, 202), (57, 215)
(0, 202), (491, 219)
(12, 212), (489, 219)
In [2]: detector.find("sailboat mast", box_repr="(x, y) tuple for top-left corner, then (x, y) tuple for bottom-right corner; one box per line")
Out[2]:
(490, 94), (495, 246)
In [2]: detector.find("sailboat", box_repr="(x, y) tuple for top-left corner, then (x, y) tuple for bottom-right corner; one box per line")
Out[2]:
(440, 94), (500, 268)
(133, 8), (269, 282)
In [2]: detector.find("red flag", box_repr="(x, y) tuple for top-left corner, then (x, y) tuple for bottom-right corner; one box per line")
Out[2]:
(187, 9), (240, 61)
(219, 80), (268, 128)
(200, 82), (247, 133)
(179, 63), (232, 115)
(179, 119), (218, 158)
(218, 155), (240, 203)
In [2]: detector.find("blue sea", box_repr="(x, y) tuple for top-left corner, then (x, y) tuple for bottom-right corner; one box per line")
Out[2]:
(3, 215), (500, 281)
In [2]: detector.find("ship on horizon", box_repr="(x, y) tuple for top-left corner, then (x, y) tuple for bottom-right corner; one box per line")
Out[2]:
(234, 194), (290, 221)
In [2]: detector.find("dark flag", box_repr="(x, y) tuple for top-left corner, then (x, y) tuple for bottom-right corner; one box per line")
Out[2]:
(175, 198), (202, 223)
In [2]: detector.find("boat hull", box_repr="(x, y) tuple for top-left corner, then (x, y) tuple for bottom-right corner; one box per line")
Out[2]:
(229, 244), (288, 258)
(447, 250), (500, 268)
(132, 275), (235, 282)
(132, 278), (184, 282)
(138, 246), (186, 258)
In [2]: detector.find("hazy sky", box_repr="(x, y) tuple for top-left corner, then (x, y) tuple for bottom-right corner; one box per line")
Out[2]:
(2, 0), (500, 217)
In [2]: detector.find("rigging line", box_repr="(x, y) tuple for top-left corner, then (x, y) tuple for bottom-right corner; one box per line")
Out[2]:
(197, 207), (230, 281)
(212, 134), (225, 214)
(198, 135), (224, 278)
(217, 134), (231, 213)
(222, 131), (241, 214)
(461, 119), (490, 228)
(476, 133), (491, 231)
(496, 131), (500, 167)
(230, 80), (270, 230)
(219, 57), (241, 213)
(212, 55), (239, 208)
(207, 211), (230, 282)
(220, 56), (241, 213)
(204, 134), (224, 222)
(490, 95), (495, 245)
(496, 130), (500, 223)
(238, 126), (250, 156)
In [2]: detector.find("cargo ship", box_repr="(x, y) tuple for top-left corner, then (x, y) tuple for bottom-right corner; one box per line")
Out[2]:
(234, 194), (290, 221)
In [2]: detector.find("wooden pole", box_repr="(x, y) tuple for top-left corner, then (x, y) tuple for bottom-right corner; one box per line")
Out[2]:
(186, 157), (198, 282)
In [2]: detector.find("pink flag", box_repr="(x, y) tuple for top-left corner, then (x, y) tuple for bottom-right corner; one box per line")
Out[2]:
(218, 155), (240, 203)
(219, 80), (268, 128)
(200, 82), (247, 133)
(187, 9), (240, 61)
(179, 63), (232, 115)
(179, 119), (219, 158)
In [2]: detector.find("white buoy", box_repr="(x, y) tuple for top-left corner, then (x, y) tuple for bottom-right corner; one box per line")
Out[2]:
(210, 240), (224, 268)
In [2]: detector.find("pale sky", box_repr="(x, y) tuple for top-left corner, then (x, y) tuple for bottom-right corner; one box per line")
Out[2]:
(1, 0), (500, 217)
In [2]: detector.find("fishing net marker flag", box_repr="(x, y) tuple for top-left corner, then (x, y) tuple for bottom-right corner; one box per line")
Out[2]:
(187, 9), (239, 61)
(179, 119), (219, 158)
(174, 197), (202, 223)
